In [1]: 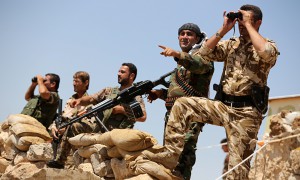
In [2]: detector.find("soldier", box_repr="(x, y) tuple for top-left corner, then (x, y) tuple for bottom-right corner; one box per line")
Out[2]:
(220, 138), (229, 179)
(48, 71), (91, 168)
(147, 23), (214, 179)
(48, 63), (147, 169)
(143, 4), (279, 179)
(21, 73), (60, 128)
(50, 71), (91, 138)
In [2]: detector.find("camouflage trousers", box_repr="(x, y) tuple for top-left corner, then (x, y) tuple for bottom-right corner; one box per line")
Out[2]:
(164, 111), (203, 180)
(165, 97), (262, 180)
(56, 117), (100, 163)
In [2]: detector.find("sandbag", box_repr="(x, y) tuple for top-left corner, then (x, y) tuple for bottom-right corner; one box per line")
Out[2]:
(77, 144), (108, 158)
(118, 144), (164, 161)
(129, 156), (178, 180)
(1, 120), (10, 131)
(107, 146), (122, 158)
(109, 129), (157, 151)
(69, 132), (113, 147)
(10, 134), (45, 151)
(10, 123), (51, 141)
(7, 114), (45, 129)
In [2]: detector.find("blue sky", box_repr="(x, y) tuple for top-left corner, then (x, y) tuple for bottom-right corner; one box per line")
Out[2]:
(0, 1), (299, 179)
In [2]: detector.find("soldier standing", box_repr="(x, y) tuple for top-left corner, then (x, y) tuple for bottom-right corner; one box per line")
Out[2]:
(143, 4), (279, 180)
(147, 23), (214, 179)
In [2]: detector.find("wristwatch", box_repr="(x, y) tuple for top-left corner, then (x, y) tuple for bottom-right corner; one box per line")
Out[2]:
(215, 32), (223, 39)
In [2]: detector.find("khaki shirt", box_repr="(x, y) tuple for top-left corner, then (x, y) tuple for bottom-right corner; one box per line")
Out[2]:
(198, 37), (279, 96)
(62, 92), (89, 120)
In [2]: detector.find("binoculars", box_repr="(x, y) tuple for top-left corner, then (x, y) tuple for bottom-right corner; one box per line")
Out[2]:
(32, 76), (38, 83)
(226, 12), (242, 20)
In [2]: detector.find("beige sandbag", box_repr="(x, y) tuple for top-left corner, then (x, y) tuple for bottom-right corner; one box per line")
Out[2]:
(1, 120), (9, 130)
(109, 129), (157, 152)
(10, 123), (51, 141)
(118, 145), (164, 161)
(10, 134), (45, 151)
(111, 158), (134, 180)
(77, 144), (108, 158)
(107, 146), (122, 158)
(68, 133), (101, 146)
(69, 132), (113, 147)
(7, 114), (45, 129)
(20, 135), (45, 145)
(129, 156), (179, 180)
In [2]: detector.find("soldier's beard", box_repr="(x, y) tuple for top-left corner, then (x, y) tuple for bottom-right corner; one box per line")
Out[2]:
(118, 78), (129, 86)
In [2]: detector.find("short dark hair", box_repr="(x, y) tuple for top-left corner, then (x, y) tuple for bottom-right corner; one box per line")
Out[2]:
(73, 71), (90, 90)
(46, 73), (60, 91)
(240, 4), (263, 22)
(122, 63), (137, 81)
(220, 138), (227, 144)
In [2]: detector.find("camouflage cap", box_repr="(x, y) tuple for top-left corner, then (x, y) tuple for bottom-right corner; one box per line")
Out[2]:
(178, 23), (202, 37)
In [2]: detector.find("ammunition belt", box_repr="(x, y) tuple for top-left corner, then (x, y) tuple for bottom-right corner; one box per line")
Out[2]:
(175, 70), (203, 97)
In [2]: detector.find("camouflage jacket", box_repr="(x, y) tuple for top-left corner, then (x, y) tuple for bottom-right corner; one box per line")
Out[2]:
(62, 92), (89, 120)
(164, 47), (214, 99)
(198, 37), (279, 96)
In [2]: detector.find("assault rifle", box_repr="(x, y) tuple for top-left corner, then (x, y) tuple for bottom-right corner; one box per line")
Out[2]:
(52, 99), (63, 160)
(57, 69), (175, 130)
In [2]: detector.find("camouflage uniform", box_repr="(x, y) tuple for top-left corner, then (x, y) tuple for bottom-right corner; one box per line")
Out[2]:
(223, 153), (229, 179)
(163, 37), (279, 179)
(21, 92), (60, 128)
(55, 92), (95, 164)
(162, 45), (214, 179)
(56, 87), (146, 164)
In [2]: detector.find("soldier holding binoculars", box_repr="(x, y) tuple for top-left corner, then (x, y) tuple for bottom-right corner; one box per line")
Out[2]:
(21, 73), (60, 128)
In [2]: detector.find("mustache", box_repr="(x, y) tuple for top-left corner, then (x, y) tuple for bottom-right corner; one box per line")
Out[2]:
(180, 39), (189, 43)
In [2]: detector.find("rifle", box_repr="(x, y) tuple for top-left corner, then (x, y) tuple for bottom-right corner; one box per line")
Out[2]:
(57, 69), (175, 130)
(52, 99), (63, 160)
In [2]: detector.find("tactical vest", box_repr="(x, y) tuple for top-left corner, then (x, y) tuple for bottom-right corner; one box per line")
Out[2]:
(99, 87), (136, 132)
(21, 94), (59, 128)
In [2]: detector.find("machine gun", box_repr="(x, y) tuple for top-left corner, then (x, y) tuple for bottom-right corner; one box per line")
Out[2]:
(58, 69), (175, 130)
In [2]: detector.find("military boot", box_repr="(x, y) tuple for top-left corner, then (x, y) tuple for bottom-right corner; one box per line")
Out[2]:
(141, 149), (178, 170)
(47, 160), (64, 169)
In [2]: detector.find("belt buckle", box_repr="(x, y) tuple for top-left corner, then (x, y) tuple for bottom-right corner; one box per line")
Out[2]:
(224, 100), (233, 108)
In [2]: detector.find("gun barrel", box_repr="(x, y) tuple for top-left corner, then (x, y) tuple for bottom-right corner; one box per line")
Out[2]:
(152, 68), (176, 87)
